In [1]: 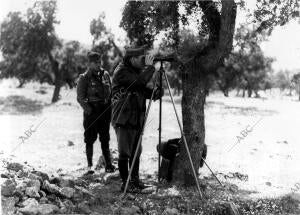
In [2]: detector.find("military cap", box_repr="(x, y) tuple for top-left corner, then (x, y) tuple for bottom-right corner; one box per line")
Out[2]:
(124, 46), (147, 58)
(87, 51), (101, 62)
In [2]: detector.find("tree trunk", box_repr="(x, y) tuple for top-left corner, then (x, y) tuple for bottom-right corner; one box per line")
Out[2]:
(172, 0), (237, 185)
(224, 90), (229, 97)
(236, 87), (240, 96)
(173, 66), (207, 185)
(254, 90), (260, 98)
(248, 89), (252, 97)
(298, 84), (300, 101)
(17, 79), (25, 88)
(48, 53), (62, 103)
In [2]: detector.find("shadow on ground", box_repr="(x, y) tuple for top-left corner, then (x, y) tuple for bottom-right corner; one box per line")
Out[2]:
(0, 95), (44, 115)
(205, 101), (278, 117)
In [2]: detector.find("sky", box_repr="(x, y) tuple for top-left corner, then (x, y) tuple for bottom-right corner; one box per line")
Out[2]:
(0, 0), (300, 71)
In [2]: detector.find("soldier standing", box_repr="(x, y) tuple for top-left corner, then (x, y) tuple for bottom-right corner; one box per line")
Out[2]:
(111, 46), (163, 192)
(77, 51), (116, 174)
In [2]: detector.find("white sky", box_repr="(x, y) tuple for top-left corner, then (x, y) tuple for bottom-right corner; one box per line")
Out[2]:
(0, 0), (300, 71)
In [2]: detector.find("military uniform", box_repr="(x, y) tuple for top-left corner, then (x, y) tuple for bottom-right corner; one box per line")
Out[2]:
(111, 52), (162, 189)
(77, 65), (115, 171)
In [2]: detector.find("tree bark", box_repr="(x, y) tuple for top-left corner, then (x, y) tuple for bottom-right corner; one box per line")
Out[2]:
(248, 89), (252, 97)
(172, 0), (237, 185)
(48, 53), (62, 103)
(173, 63), (207, 185)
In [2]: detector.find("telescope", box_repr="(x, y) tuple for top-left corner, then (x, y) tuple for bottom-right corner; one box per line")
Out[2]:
(153, 56), (175, 62)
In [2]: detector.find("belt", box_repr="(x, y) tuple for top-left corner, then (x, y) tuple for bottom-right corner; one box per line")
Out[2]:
(87, 98), (109, 104)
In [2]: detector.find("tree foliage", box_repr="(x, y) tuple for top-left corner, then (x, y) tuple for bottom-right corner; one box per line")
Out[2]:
(0, 1), (60, 87)
(90, 13), (123, 73)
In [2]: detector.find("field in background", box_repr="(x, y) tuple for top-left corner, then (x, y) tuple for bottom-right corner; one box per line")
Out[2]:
(1, 78), (300, 199)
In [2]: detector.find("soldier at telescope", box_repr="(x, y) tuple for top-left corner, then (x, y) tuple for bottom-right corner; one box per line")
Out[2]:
(77, 51), (116, 175)
(111, 46), (164, 192)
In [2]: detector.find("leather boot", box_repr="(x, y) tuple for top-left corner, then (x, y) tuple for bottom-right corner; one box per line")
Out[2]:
(86, 144), (93, 167)
(103, 149), (116, 173)
(118, 159), (129, 183)
(130, 158), (147, 189)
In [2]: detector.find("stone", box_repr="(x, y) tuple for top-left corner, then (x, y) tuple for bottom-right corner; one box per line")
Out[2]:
(16, 181), (28, 192)
(27, 179), (41, 190)
(67, 140), (74, 146)
(1, 179), (17, 197)
(37, 204), (59, 214)
(17, 170), (28, 178)
(62, 199), (75, 212)
(20, 198), (39, 207)
(13, 189), (25, 199)
(2, 197), (18, 215)
(120, 206), (141, 215)
(39, 197), (48, 204)
(162, 208), (180, 215)
(7, 162), (24, 172)
(49, 176), (75, 188)
(18, 205), (39, 215)
(103, 171), (120, 184)
(25, 187), (40, 198)
(95, 155), (106, 170)
(265, 182), (272, 186)
(1, 172), (10, 178)
(19, 203), (59, 215)
(77, 201), (91, 214)
(46, 194), (57, 203)
(38, 190), (46, 198)
(42, 180), (61, 195)
(31, 170), (49, 182)
(60, 187), (75, 198)
(28, 173), (42, 182)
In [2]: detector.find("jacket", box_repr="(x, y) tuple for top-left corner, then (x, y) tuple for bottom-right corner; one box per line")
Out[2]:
(111, 61), (156, 128)
(77, 68), (111, 113)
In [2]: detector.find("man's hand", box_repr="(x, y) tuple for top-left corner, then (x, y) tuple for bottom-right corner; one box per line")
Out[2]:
(145, 54), (154, 66)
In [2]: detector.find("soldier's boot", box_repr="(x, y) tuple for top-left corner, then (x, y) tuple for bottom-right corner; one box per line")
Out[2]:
(119, 159), (129, 191)
(119, 159), (140, 193)
(102, 149), (116, 173)
(130, 158), (148, 189)
(85, 144), (94, 175)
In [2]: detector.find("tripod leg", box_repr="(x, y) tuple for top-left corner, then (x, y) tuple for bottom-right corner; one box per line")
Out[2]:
(158, 66), (163, 183)
(162, 70), (204, 199)
(122, 73), (159, 197)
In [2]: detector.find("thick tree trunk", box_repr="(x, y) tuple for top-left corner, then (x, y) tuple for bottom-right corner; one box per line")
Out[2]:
(173, 67), (207, 185)
(172, 0), (236, 185)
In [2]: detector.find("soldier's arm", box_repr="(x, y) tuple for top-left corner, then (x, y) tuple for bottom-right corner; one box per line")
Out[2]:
(114, 65), (155, 91)
(76, 75), (92, 113)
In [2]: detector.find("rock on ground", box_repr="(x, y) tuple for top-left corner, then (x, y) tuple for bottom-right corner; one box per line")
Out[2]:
(1, 179), (17, 197)
(162, 208), (180, 215)
(18, 203), (59, 215)
(2, 197), (18, 215)
(25, 186), (40, 198)
(60, 187), (75, 198)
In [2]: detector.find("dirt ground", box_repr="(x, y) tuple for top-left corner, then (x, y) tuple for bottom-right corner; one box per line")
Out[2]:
(1, 78), (300, 214)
